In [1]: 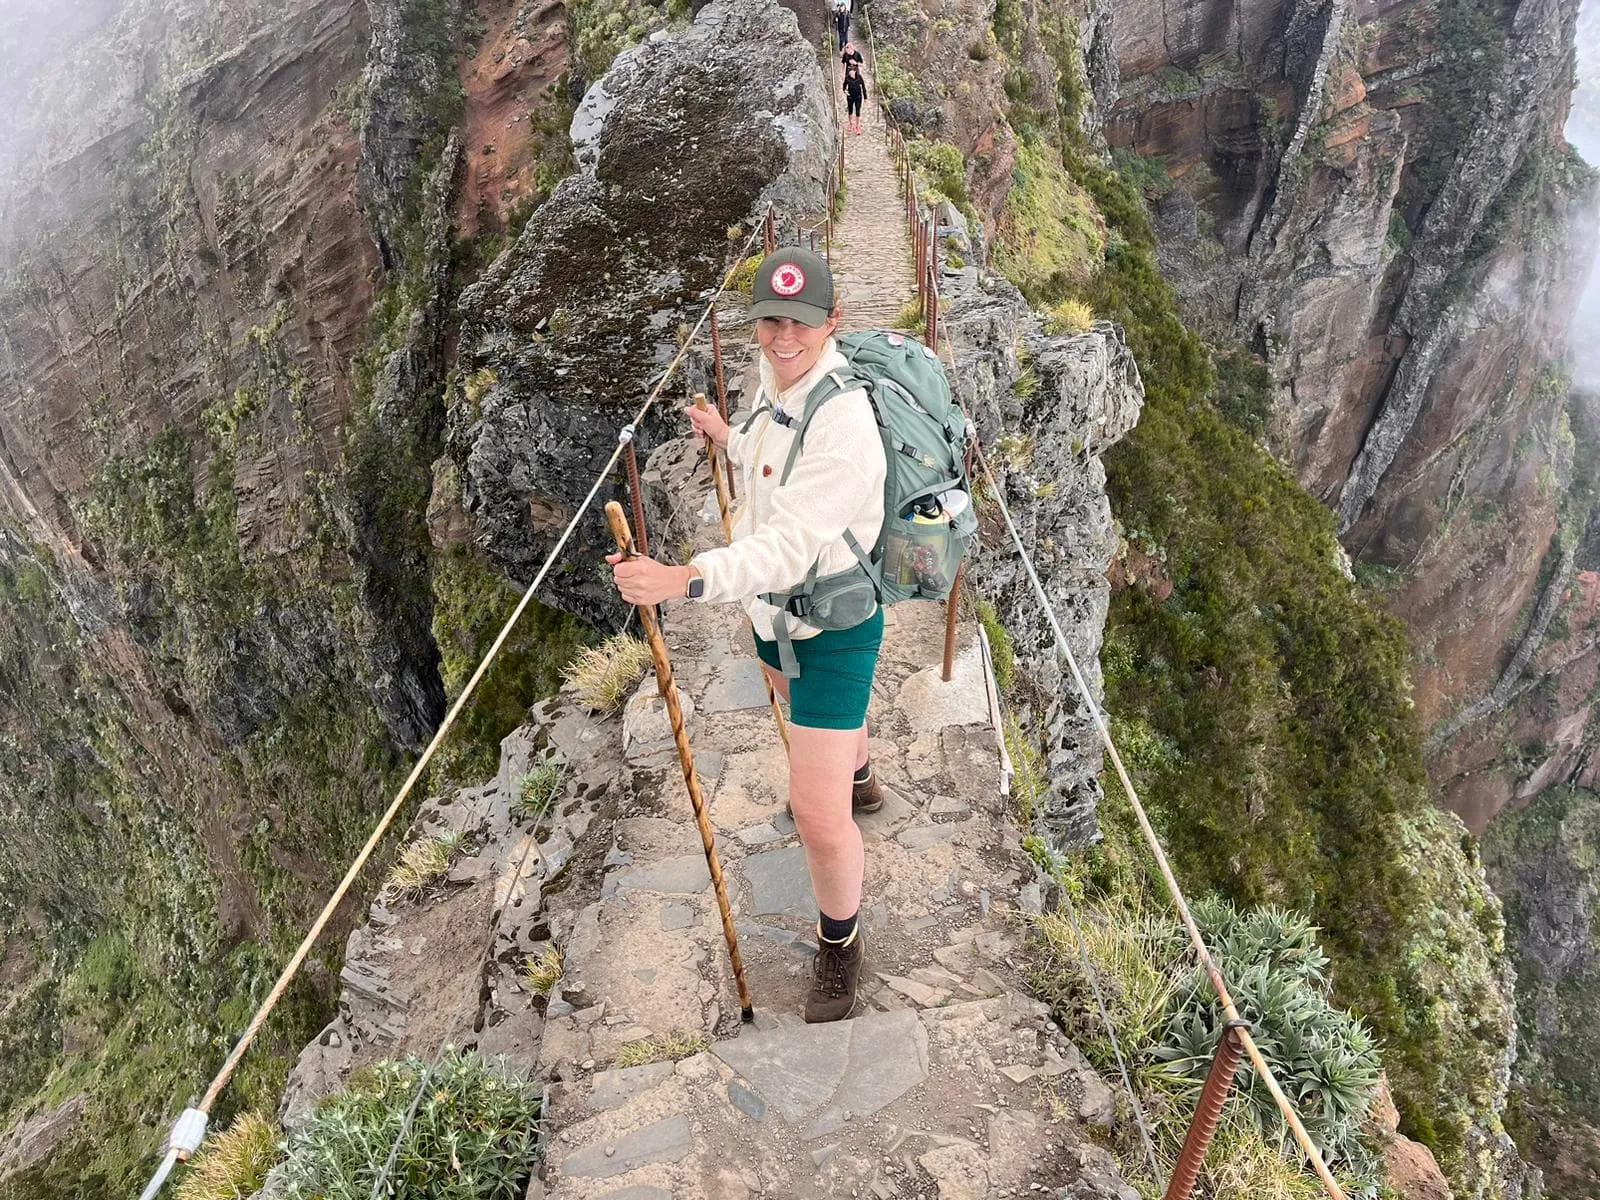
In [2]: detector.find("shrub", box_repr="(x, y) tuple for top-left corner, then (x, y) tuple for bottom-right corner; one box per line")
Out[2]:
(729, 253), (763, 295)
(1044, 298), (1094, 335)
(382, 832), (466, 904)
(563, 635), (653, 713)
(1029, 892), (1383, 1192)
(273, 1049), (540, 1198)
(907, 138), (974, 218)
(512, 758), (564, 822)
(176, 1112), (278, 1200)
(992, 142), (1106, 304)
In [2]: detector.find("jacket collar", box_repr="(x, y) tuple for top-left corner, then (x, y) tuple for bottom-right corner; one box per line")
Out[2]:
(758, 340), (849, 416)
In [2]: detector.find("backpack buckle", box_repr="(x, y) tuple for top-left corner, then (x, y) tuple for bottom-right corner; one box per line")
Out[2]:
(784, 594), (812, 618)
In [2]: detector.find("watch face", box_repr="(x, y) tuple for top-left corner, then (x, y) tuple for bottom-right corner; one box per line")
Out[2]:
(688, 577), (706, 599)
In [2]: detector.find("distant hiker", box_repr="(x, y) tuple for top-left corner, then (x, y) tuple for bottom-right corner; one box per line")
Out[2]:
(843, 64), (866, 134)
(831, 0), (850, 47)
(840, 41), (863, 72)
(610, 247), (887, 1024)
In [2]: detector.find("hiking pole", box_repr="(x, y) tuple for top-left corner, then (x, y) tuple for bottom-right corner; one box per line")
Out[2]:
(694, 392), (790, 752)
(605, 500), (755, 1022)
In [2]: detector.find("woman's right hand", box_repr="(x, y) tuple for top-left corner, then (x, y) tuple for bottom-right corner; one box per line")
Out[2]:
(685, 402), (730, 448)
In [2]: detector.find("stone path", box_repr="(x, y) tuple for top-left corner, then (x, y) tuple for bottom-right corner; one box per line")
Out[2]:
(830, 55), (916, 332)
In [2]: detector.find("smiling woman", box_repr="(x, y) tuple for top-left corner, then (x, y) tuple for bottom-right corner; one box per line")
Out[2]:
(607, 247), (889, 1023)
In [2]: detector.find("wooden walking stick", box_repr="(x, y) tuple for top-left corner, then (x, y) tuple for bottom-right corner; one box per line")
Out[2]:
(605, 500), (755, 1022)
(694, 392), (791, 752)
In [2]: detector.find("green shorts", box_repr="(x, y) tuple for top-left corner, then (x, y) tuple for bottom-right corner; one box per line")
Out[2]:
(754, 608), (884, 730)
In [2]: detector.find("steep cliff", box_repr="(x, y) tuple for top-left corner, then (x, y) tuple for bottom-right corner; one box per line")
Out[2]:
(1103, 0), (1600, 831)
(0, 0), (579, 1188)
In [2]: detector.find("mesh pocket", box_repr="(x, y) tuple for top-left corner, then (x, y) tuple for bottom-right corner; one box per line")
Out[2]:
(881, 517), (962, 600)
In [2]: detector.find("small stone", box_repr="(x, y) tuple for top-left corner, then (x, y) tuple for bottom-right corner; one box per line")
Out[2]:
(605, 1146), (616, 1157)
(1019, 883), (1044, 915)
(811, 1143), (839, 1169)
(1000, 1064), (1037, 1084)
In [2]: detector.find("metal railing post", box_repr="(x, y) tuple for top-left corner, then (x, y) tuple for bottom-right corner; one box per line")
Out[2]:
(1164, 1021), (1251, 1200)
(709, 304), (736, 501)
(621, 426), (649, 557)
(764, 206), (775, 256)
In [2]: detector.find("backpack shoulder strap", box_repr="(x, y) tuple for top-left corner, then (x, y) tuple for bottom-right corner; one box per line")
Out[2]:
(778, 371), (858, 483)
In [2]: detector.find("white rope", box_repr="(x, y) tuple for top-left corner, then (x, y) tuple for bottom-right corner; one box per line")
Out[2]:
(934, 312), (1347, 1199)
(138, 209), (770, 1200)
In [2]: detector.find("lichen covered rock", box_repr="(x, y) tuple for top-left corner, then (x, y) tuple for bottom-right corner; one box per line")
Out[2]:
(452, 0), (833, 625)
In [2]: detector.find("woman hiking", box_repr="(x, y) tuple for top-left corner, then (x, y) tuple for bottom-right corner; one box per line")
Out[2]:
(609, 247), (887, 1023)
(843, 62), (866, 135)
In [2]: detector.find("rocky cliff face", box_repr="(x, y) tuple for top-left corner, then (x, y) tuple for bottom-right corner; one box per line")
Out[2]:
(1102, 0), (1600, 828)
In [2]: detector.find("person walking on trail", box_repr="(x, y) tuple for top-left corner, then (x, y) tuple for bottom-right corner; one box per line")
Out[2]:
(843, 62), (866, 134)
(840, 41), (863, 72)
(831, 0), (850, 48)
(609, 247), (887, 1024)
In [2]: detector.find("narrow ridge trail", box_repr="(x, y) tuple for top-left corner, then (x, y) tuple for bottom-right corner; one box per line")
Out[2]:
(516, 77), (1135, 1193)
(829, 54), (916, 332)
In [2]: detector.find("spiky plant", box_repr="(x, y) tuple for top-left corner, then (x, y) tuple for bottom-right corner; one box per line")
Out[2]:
(273, 1049), (539, 1199)
(615, 1031), (710, 1067)
(382, 835), (462, 904)
(521, 947), (564, 997)
(175, 1112), (278, 1200)
(512, 758), (564, 823)
(562, 635), (653, 714)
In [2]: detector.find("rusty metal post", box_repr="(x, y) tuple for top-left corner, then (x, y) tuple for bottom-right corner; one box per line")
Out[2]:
(709, 304), (736, 502)
(1164, 1021), (1251, 1200)
(941, 561), (963, 681)
(928, 203), (940, 278)
(621, 425), (649, 558)
(809, 229), (817, 253)
(763, 206), (775, 256)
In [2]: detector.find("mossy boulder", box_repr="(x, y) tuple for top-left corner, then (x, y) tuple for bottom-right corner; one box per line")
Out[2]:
(452, 0), (832, 626)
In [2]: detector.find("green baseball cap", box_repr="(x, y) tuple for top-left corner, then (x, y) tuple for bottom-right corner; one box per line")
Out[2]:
(749, 248), (835, 327)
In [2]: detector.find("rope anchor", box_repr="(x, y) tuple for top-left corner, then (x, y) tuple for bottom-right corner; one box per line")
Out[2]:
(605, 499), (755, 1021)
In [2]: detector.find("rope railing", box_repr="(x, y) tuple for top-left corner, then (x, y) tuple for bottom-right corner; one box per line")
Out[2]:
(856, 12), (1348, 1195)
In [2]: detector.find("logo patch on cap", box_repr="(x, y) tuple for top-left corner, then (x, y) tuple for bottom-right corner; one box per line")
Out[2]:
(771, 263), (807, 297)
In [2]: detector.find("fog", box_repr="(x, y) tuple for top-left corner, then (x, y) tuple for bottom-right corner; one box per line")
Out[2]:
(1571, 0), (1600, 388)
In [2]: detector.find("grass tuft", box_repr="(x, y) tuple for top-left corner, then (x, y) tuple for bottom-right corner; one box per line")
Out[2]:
(563, 635), (653, 714)
(1044, 298), (1094, 335)
(175, 1111), (278, 1200)
(521, 947), (564, 997)
(615, 1031), (710, 1067)
(382, 832), (466, 904)
(512, 758), (564, 823)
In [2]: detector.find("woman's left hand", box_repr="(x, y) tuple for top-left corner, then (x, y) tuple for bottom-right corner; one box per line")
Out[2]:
(608, 554), (693, 606)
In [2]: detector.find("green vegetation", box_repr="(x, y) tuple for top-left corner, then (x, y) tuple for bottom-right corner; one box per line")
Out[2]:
(905, 138), (975, 221)
(568, 0), (692, 83)
(1043, 298), (1094, 336)
(1484, 787), (1600, 1199)
(976, 7), (1517, 1188)
(430, 547), (593, 785)
(1030, 889), (1382, 1193)
(272, 1049), (540, 1197)
(992, 143), (1105, 304)
(512, 757), (566, 823)
(175, 1112), (278, 1200)
(562, 634), (654, 713)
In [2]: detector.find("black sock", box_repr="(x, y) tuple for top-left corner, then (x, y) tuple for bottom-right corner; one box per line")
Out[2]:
(852, 761), (871, 784)
(819, 909), (859, 944)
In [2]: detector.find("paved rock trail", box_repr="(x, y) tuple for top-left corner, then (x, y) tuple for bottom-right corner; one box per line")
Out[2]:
(829, 56), (916, 333)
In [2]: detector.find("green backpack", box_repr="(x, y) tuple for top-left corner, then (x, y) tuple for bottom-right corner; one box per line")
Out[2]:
(740, 330), (977, 677)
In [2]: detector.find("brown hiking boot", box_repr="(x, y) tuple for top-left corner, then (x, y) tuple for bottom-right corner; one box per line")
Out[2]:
(786, 764), (883, 818)
(851, 765), (884, 814)
(805, 929), (864, 1023)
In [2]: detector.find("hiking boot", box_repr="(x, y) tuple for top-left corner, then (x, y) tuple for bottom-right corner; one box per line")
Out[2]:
(805, 929), (864, 1023)
(851, 765), (884, 814)
(786, 763), (883, 818)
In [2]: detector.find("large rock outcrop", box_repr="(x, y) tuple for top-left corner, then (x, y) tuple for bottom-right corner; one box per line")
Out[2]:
(450, 0), (835, 626)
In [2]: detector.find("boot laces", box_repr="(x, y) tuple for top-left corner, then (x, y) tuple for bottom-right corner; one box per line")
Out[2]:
(815, 941), (851, 998)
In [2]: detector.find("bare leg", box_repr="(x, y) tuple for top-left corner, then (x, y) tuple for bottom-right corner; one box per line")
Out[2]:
(787, 723), (865, 918)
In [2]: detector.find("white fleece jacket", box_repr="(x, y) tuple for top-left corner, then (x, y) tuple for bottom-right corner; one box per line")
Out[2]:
(691, 341), (886, 642)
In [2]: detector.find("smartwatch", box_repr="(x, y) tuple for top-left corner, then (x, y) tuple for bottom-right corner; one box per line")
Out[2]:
(685, 571), (706, 600)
